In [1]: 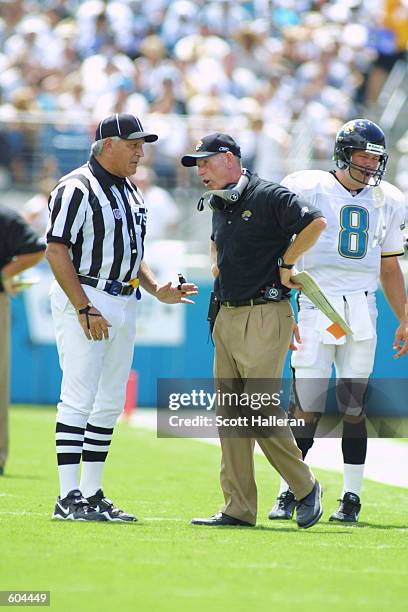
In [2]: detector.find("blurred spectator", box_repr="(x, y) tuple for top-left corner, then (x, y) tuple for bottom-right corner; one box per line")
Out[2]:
(130, 165), (181, 239)
(366, 0), (408, 104)
(0, 0), (406, 191)
(22, 177), (57, 237)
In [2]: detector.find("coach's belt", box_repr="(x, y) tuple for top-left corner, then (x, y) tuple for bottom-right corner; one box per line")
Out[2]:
(78, 274), (135, 296)
(221, 297), (269, 308)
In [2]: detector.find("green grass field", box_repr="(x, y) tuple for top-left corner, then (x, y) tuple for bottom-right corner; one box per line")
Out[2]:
(1, 406), (408, 612)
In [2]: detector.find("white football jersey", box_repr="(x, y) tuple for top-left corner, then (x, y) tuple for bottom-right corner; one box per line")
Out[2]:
(282, 170), (406, 295)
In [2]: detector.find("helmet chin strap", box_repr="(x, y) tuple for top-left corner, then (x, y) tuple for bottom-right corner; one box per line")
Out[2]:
(197, 168), (251, 211)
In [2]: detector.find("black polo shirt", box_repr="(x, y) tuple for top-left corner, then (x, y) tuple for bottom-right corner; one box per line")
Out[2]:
(0, 205), (46, 292)
(211, 174), (323, 301)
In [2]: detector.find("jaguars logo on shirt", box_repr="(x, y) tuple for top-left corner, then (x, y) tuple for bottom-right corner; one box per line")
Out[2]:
(241, 210), (252, 221)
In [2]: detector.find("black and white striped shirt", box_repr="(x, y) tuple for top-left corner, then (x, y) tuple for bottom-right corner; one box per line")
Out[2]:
(46, 156), (146, 282)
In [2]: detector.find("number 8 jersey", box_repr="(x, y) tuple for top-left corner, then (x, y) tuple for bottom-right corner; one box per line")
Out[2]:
(281, 170), (406, 296)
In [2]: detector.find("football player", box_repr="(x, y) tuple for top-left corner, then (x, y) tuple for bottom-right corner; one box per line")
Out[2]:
(269, 119), (408, 523)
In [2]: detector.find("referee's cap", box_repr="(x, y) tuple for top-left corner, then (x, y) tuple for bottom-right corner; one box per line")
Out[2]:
(95, 113), (158, 142)
(181, 133), (241, 167)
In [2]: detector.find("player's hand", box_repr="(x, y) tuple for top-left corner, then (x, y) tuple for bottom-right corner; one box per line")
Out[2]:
(289, 323), (301, 351)
(77, 305), (112, 341)
(393, 319), (408, 358)
(279, 268), (302, 290)
(1, 273), (23, 296)
(156, 281), (198, 304)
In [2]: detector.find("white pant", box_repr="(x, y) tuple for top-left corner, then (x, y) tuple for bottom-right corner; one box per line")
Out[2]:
(291, 294), (378, 416)
(50, 282), (137, 429)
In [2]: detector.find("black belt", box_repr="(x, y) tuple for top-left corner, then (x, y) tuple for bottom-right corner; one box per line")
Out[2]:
(221, 297), (269, 308)
(78, 275), (134, 296)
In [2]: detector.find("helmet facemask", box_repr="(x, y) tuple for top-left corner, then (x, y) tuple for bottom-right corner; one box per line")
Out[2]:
(338, 146), (388, 187)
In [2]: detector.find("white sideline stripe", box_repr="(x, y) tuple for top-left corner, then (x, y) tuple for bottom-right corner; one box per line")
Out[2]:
(130, 409), (408, 489)
(144, 517), (184, 522)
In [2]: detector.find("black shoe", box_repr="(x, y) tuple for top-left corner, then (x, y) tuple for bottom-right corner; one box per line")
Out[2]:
(0, 466), (3, 476)
(87, 489), (137, 522)
(268, 490), (296, 520)
(329, 492), (361, 523)
(191, 512), (254, 527)
(52, 489), (107, 521)
(296, 481), (323, 529)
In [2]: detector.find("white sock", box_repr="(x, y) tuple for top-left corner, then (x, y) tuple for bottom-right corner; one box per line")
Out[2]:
(278, 477), (290, 496)
(59, 464), (80, 499)
(79, 462), (105, 498)
(343, 463), (364, 497)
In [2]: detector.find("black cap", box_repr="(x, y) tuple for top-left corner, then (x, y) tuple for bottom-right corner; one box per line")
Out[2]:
(95, 113), (158, 142)
(181, 133), (241, 167)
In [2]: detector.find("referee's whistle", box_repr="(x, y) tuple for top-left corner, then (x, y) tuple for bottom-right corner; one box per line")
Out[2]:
(177, 273), (187, 289)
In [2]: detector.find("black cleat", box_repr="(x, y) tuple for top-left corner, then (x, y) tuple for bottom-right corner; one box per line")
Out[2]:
(52, 489), (107, 521)
(329, 492), (361, 523)
(191, 512), (254, 527)
(0, 466), (4, 476)
(87, 489), (137, 522)
(296, 481), (323, 529)
(268, 490), (296, 520)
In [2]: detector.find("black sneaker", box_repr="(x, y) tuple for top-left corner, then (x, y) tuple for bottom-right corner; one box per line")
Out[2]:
(87, 489), (137, 522)
(52, 489), (107, 521)
(268, 490), (296, 520)
(329, 492), (361, 523)
(296, 481), (323, 529)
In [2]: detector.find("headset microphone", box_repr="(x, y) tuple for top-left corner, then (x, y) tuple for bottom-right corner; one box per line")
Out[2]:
(197, 168), (252, 211)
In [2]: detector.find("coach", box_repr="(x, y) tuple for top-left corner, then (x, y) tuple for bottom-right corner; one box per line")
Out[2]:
(0, 206), (45, 476)
(46, 113), (197, 522)
(181, 133), (326, 528)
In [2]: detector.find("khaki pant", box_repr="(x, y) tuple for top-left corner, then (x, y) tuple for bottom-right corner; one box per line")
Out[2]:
(213, 301), (315, 525)
(0, 293), (9, 468)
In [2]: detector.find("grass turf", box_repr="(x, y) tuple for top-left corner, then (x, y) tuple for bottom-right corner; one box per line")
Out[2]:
(1, 406), (408, 612)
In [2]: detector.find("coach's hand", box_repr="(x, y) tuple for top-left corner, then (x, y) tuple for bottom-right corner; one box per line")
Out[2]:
(289, 323), (301, 351)
(393, 318), (408, 359)
(77, 303), (112, 341)
(279, 268), (302, 290)
(156, 281), (198, 305)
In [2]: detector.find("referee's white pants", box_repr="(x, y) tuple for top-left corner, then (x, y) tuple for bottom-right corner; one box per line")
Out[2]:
(291, 295), (378, 417)
(50, 282), (137, 429)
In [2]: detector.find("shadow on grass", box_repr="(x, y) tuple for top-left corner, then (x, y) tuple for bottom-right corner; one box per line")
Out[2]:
(355, 521), (408, 530)
(0, 473), (45, 480)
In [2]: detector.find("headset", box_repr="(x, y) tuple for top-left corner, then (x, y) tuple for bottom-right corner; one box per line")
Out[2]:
(197, 168), (252, 211)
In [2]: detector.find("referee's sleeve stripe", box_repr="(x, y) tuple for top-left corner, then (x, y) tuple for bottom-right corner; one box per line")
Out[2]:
(62, 187), (86, 244)
(46, 185), (64, 243)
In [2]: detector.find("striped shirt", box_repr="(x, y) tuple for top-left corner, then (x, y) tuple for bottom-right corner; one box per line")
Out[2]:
(46, 156), (146, 282)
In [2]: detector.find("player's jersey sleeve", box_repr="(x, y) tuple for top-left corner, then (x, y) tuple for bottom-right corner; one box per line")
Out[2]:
(381, 184), (406, 257)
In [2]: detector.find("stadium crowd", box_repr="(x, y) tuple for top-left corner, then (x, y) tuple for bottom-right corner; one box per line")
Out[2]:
(0, 0), (407, 190)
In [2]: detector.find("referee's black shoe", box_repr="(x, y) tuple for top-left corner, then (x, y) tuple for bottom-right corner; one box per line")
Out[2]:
(268, 490), (296, 520)
(329, 492), (361, 523)
(52, 489), (107, 521)
(296, 481), (323, 529)
(87, 489), (137, 522)
(191, 512), (254, 527)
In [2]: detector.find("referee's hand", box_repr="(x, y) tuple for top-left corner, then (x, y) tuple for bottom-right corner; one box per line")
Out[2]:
(156, 281), (199, 304)
(77, 305), (112, 341)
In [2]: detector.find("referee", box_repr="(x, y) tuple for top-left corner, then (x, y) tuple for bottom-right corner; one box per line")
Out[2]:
(46, 113), (198, 522)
